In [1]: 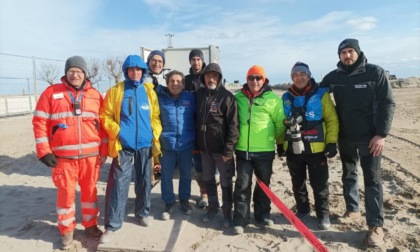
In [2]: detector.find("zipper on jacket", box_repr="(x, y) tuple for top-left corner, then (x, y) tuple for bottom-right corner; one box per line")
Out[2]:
(246, 99), (253, 160)
(175, 99), (179, 149)
(135, 88), (138, 150)
(129, 97), (133, 115)
(76, 90), (82, 157)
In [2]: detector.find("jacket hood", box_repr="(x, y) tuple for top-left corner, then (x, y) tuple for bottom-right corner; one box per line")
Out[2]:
(199, 63), (223, 87)
(122, 55), (148, 84)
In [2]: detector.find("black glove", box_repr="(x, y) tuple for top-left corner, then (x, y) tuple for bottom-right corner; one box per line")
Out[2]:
(277, 144), (286, 157)
(325, 143), (337, 158)
(39, 153), (58, 168)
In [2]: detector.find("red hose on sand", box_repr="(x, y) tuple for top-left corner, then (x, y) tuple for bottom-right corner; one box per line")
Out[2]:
(257, 178), (329, 252)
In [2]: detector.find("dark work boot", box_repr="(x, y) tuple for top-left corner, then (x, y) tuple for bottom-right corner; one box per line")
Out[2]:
(222, 206), (233, 228)
(202, 205), (219, 223)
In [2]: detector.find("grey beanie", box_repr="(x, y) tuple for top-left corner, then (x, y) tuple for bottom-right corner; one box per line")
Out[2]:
(338, 38), (361, 55)
(189, 49), (204, 62)
(291, 62), (311, 78)
(65, 56), (87, 74)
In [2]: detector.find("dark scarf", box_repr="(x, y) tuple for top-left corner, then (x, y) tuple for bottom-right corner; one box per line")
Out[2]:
(289, 80), (313, 96)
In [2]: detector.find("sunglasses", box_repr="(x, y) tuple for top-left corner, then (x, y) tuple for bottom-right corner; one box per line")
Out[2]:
(248, 75), (263, 81)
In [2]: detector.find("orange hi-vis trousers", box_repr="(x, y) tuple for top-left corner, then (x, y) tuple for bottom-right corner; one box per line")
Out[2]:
(52, 156), (100, 235)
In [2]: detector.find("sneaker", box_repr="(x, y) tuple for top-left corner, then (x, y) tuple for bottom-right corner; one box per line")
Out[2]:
(99, 230), (115, 244)
(180, 200), (193, 215)
(318, 216), (331, 230)
(198, 196), (209, 208)
(257, 218), (274, 227)
(161, 203), (175, 220)
(201, 207), (219, 223)
(295, 211), (310, 221)
(367, 226), (385, 246)
(138, 216), (153, 227)
(338, 211), (361, 224)
(60, 231), (73, 250)
(233, 225), (244, 235)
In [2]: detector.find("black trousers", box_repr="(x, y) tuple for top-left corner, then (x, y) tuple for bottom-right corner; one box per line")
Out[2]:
(233, 156), (273, 226)
(286, 152), (329, 218)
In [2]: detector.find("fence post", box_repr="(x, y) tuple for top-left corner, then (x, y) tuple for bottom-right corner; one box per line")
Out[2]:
(32, 57), (38, 103)
(27, 79), (33, 111)
(5, 98), (9, 116)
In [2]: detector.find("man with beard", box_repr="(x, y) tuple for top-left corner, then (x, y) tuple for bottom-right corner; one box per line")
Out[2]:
(320, 38), (395, 246)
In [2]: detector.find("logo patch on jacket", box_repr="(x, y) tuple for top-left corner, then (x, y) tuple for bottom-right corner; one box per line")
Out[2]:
(182, 100), (191, 107)
(210, 101), (218, 113)
(354, 84), (367, 89)
(53, 93), (64, 99)
(140, 104), (150, 110)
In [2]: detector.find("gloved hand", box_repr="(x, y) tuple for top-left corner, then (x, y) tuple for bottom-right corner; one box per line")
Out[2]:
(325, 143), (338, 158)
(276, 144), (286, 157)
(39, 153), (58, 167)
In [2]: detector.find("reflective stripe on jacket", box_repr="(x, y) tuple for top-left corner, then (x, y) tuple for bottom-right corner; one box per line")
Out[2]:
(32, 77), (108, 159)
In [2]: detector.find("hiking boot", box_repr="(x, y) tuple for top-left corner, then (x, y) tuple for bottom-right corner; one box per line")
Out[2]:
(85, 225), (103, 239)
(99, 230), (115, 244)
(367, 226), (385, 246)
(295, 211), (310, 221)
(180, 200), (193, 215)
(317, 215), (331, 230)
(201, 206), (219, 223)
(198, 195), (209, 208)
(60, 231), (73, 250)
(161, 203), (175, 220)
(233, 225), (244, 235)
(222, 207), (233, 228)
(338, 211), (361, 224)
(257, 218), (274, 227)
(138, 216), (153, 227)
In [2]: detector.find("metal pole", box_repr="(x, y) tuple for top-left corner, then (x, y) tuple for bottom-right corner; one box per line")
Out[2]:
(32, 57), (38, 103)
(27, 79), (33, 111)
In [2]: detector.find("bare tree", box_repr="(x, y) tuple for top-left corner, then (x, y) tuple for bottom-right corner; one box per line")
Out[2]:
(86, 58), (102, 89)
(103, 57), (123, 84)
(38, 63), (60, 85)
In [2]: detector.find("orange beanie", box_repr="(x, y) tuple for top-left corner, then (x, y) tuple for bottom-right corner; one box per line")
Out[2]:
(246, 65), (266, 82)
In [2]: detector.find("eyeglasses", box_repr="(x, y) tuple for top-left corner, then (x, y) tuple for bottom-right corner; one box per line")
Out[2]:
(247, 75), (263, 81)
(67, 70), (84, 76)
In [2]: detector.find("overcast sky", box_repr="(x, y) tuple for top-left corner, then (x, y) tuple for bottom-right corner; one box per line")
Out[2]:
(1, 0), (419, 84)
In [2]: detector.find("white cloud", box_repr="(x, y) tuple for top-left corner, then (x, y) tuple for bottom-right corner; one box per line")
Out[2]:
(346, 17), (377, 31)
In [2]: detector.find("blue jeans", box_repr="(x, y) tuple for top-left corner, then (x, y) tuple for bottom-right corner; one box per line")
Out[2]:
(104, 148), (152, 231)
(338, 140), (384, 227)
(159, 148), (193, 204)
(233, 156), (273, 226)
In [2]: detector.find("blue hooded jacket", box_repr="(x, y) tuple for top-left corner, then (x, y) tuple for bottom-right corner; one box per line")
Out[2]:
(118, 55), (153, 150)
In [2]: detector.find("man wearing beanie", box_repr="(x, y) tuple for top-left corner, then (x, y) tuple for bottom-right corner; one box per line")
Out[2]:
(232, 65), (286, 235)
(195, 63), (238, 227)
(281, 62), (339, 230)
(33, 55), (108, 249)
(185, 49), (209, 208)
(321, 39), (395, 246)
(100, 55), (162, 244)
(145, 50), (167, 89)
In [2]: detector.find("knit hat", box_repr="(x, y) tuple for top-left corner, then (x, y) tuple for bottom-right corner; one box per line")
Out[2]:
(338, 38), (361, 55)
(246, 65), (266, 83)
(147, 50), (165, 65)
(290, 62), (311, 78)
(65, 56), (87, 74)
(189, 49), (204, 62)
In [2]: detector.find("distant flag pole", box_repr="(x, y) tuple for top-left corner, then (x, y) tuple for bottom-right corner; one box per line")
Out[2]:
(256, 178), (329, 252)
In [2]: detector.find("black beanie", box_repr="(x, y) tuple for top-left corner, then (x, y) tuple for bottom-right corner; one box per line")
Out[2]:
(338, 38), (361, 55)
(189, 49), (204, 62)
(65, 56), (87, 74)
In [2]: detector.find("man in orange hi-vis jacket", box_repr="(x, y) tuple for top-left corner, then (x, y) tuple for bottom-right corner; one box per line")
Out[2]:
(32, 56), (108, 250)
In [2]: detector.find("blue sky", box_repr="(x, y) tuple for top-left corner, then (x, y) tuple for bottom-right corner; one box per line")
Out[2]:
(1, 0), (419, 85)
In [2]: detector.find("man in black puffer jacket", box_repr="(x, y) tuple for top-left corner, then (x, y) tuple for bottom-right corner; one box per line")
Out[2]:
(195, 63), (239, 227)
(320, 38), (395, 247)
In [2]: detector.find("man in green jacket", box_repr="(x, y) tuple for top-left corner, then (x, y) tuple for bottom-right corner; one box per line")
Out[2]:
(233, 65), (286, 235)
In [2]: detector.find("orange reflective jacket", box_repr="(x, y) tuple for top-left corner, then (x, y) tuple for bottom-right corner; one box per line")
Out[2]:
(33, 77), (108, 159)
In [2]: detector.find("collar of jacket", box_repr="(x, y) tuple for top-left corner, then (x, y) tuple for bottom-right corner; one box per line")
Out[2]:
(241, 79), (271, 99)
